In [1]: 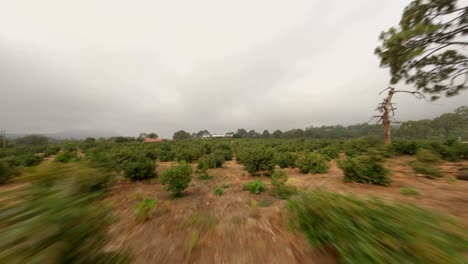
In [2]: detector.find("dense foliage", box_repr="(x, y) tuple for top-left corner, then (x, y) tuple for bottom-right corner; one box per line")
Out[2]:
(295, 152), (329, 174)
(160, 161), (192, 197)
(238, 147), (275, 175)
(22, 154), (43, 166)
(288, 190), (468, 264)
(121, 158), (156, 180)
(14, 134), (49, 146)
(409, 160), (442, 178)
(55, 150), (79, 163)
(375, 0), (468, 98)
(338, 155), (391, 186)
(0, 161), (16, 184)
(275, 152), (298, 168)
(416, 148), (441, 163)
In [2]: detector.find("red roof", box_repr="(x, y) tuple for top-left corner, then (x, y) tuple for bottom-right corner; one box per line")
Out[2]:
(143, 138), (164, 142)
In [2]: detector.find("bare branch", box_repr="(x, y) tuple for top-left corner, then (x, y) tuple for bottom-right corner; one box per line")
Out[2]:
(379, 87), (393, 95)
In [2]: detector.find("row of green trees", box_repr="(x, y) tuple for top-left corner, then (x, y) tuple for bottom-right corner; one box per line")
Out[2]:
(168, 106), (467, 141)
(6, 105), (465, 145)
(233, 106), (467, 139)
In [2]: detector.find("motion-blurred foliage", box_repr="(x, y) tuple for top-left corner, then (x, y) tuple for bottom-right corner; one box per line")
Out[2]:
(0, 162), (127, 263)
(288, 190), (468, 264)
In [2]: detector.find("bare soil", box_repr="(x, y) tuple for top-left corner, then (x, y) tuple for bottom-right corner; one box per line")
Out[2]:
(107, 157), (468, 263)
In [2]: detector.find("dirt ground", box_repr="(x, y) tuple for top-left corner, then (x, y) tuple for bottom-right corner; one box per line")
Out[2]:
(107, 157), (468, 263)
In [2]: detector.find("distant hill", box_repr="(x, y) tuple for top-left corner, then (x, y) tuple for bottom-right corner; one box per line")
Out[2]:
(7, 130), (120, 140)
(49, 130), (120, 140)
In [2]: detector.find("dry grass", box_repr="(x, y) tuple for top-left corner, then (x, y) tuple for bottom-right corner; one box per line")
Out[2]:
(103, 157), (468, 263)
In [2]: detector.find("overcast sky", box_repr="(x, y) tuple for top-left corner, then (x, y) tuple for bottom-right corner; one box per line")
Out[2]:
(1, 0), (467, 138)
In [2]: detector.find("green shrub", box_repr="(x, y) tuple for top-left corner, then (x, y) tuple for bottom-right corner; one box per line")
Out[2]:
(275, 152), (298, 168)
(400, 187), (420, 195)
(424, 142), (459, 161)
(43, 146), (60, 157)
(0, 179), (127, 263)
(241, 147), (275, 175)
(221, 182), (229, 188)
(409, 160), (442, 179)
(196, 159), (209, 172)
(287, 190), (467, 264)
(160, 161), (192, 197)
(213, 146), (233, 161)
(270, 170), (297, 199)
(0, 160), (16, 184)
(319, 145), (340, 160)
(295, 152), (329, 174)
(214, 186), (223, 196)
(55, 150), (79, 163)
(416, 148), (440, 163)
(343, 137), (381, 157)
(453, 143), (468, 160)
(270, 170), (288, 188)
(121, 158), (156, 180)
(243, 179), (265, 194)
(174, 145), (201, 163)
(134, 197), (157, 222)
(2, 156), (21, 167)
(338, 155), (390, 186)
(390, 140), (419, 155)
(22, 154), (43, 167)
(140, 145), (159, 160)
(199, 153), (224, 169)
(367, 146), (394, 158)
(158, 143), (175, 162)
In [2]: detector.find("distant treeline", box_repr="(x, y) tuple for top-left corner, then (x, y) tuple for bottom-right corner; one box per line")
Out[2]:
(4, 106), (467, 145)
(214, 106), (468, 140)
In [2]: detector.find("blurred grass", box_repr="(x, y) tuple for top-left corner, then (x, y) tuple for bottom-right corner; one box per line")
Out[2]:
(0, 160), (128, 263)
(400, 187), (421, 195)
(288, 190), (468, 264)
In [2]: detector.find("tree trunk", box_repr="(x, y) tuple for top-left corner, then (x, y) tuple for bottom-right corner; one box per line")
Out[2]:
(383, 88), (395, 145)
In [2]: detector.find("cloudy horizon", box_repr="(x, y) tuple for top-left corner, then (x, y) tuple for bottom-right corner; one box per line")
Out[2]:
(1, 0), (467, 138)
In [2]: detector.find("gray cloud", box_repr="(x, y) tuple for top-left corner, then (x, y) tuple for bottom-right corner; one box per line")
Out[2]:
(1, 0), (467, 138)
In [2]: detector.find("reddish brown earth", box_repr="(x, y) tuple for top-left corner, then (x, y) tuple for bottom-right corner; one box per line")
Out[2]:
(107, 157), (468, 263)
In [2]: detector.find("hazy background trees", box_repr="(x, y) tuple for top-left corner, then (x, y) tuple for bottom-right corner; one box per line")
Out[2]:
(226, 106), (467, 140)
(172, 130), (192, 140)
(14, 135), (49, 146)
